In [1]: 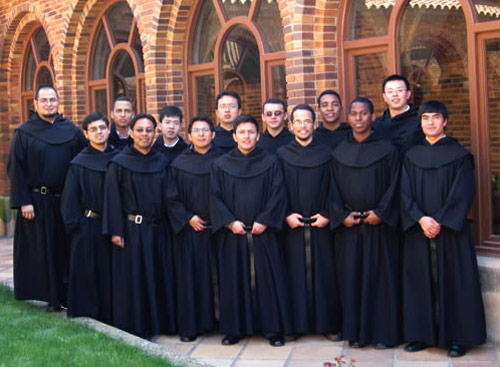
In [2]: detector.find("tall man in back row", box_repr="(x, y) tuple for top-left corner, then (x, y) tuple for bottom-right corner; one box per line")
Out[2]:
(257, 98), (294, 154)
(213, 90), (241, 152)
(108, 96), (135, 150)
(8, 86), (87, 311)
(313, 90), (351, 150)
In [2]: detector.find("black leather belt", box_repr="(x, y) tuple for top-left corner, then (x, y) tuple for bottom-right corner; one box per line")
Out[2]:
(244, 224), (257, 313)
(32, 186), (60, 195)
(84, 209), (101, 219)
(127, 214), (161, 225)
(299, 216), (317, 318)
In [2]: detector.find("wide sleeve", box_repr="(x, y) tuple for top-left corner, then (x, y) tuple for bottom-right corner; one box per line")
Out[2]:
(400, 157), (426, 232)
(373, 150), (400, 228)
(166, 167), (194, 235)
(102, 162), (124, 237)
(60, 165), (84, 233)
(209, 164), (237, 232)
(255, 161), (287, 231)
(7, 130), (32, 208)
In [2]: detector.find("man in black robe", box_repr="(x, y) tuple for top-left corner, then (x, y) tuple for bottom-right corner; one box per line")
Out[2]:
(372, 74), (424, 153)
(257, 98), (293, 154)
(210, 114), (291, 346)
(401, 100), (486, 357)
(213, 90), (241, 152)
(167, 116), (223, 342)
(103, 114), (176, 338)
(153, 105), (187, 161)
(277, 104), (341, 340)
(330, 97), (400, 349)
(61, 112), (117, 323)
(8, 86), (87, 311)
(313, 90), (350, 150)
(108, 96), (134, 150)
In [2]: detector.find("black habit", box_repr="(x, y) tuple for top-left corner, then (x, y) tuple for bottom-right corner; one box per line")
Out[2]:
(167, 145), (223, 338)
(103, 145), (176, 338)
(107, 124), (133, 150)
(257, 128), (294, 154)
(330, 132), (400, 346)
(213, 126), (236, 152)
(8, 113), (87, 308)
(401, 137), (486, 348)
(277, 139), (341, 335)
(313, 123), (351, 151)
(153, 135), (188, 162)
(210, 147), (292, 337)
(61, 145), (118, 322)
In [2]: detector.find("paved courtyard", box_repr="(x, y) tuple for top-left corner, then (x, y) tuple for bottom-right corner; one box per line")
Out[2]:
(1, 236), (499, 367)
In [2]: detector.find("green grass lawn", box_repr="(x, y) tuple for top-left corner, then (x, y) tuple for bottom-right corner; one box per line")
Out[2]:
(0, 284), (182, 367)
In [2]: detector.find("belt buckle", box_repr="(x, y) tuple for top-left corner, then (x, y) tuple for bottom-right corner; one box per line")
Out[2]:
(85, 209), (92, 218)
(134, 215), (143, 224)
(40, 186), (48, 195)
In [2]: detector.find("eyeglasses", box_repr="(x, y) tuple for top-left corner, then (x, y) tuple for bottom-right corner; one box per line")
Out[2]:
(37, 98), (58, 105)
(384, 88), (407, 95)
(218, 103), (238, 110)
(264, 111), (283, 117)
(87, 125), (108, 133)
(191, 127), (211, 134)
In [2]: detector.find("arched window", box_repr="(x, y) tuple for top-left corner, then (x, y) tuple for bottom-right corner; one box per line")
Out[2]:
(186, 0), (285, 123)
(21, 27), (54, 121)
(87, 1), (145, 115)
(342, 0), (500, 253)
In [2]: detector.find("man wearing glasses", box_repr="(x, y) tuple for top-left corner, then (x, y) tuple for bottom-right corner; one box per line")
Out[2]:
(257, 98), (293, 154)
(373, 74), (424, 153)
(213, 90), (242, 152)
(8, 86), (87, 312)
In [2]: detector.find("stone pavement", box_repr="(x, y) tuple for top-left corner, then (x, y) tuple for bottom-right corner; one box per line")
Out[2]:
(1, 236), (499, 367)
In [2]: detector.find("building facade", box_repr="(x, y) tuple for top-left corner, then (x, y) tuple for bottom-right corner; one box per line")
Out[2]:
(0, 0), (500, 257)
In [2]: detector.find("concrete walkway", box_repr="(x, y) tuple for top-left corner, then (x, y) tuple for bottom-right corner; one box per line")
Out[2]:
(1, 236), (499, 367)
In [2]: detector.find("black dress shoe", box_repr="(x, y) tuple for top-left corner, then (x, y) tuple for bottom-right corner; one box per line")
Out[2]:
(349, 341), (364, 348)
(324, 332), (342, 342)
(404, 341), (428, 352)
(180, 335), (196, 342)
(221, 335), (241, 345)
(373, 342), (392, 349)
(448, 344), (466, 357)
(268, 336), (285, 347)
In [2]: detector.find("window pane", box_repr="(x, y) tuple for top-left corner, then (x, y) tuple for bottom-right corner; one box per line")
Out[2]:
(350, 0), (393, 40)
(195, 74), (215, 121)
(33, 28), (51, 61)
(36, 66), (53, 90)
(486, 39), (500, 234)
(355, 52), (387, 116)
(222, 25), (262, 123)
(106, 1), (133, 45)
(24, 45), (36, 91)
(131, 28), (144, 72)
(91, 24), (111, 80)
(93, 89), (108, 115)
(400, 1), (470, 149)
(271, 64), (286, 102)
(220, 0), (251, 19)
(256, 0), (284, 52)
(472, 0), (500, 22)
(111, 50), (137, 107)
(24, 97), (35, 120)
(192, 0), (221, 64)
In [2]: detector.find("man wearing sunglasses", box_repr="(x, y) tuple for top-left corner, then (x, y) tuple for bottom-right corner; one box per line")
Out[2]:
(257, 98), (294, 154)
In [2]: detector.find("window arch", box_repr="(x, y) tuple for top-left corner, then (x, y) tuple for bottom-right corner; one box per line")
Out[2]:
(21, 27), (55, 121)
(186, 0), (286, 124)
(87, 1), (145, 116)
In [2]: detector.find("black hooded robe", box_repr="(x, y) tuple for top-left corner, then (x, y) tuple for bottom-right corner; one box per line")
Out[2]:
(153, 135), (188, 162)
(213, 126), (236, 152)
(313, 122), (351, 152)
(257, 128), (294, 154)
(400, 137), (486, 348)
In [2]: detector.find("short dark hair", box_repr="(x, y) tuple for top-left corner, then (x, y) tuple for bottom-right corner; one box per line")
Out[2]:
(82, 112), (109, 131)
(35, 86), (58, 100)
(159, 106), (183, 122)
(382, 74), (411, 93)
(215, 90), (242, 110)
(291, 104), (316, 123)
(233, 114), (259, 132)
(317, 90), (342, 107)
(188, 116), (215, 133)
(349, 97), (374, 114)
(113, 96), (133, 109)
(263, 98), (286, 111)
(130, 113), (157, 130)
(419, 100), (449, 121)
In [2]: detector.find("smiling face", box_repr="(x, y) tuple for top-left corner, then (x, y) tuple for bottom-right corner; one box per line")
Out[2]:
(421, 112), (447, 144)
(216, 95), (241, 129)
(130, 118), (155, 154)
(85, 119), (110, 150)
(188, 120), (215, 153)
(382, 80), (412, 114)
(291, 109), (314, 145)
(233, 122), (259, 155)
(34, 88), (59, 122)
(348, 101), (373, 139)
(318, 93), (342, 126)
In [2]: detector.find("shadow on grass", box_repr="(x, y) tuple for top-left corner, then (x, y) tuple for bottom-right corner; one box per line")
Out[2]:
(0, 284), (180, 367)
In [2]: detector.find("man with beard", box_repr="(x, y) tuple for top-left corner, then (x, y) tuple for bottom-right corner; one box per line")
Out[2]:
(373, 74), (424, 153)
(313, 90), (350, 150)
(277, 104), (341, 340)
(257, 98), (293, 154)
(210, 114), (291, 346)
(213, 90), (241, 152)
(153, 105), (187, 161)
(108, 96), (134, 150)
(167, 117), (223, 342)
(8, 86), (87, 311)
(401, 101), (486, 357)
(330, 97), (400, 349)
(61, 112), (118, 323)
(103, 114), (176, 338)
